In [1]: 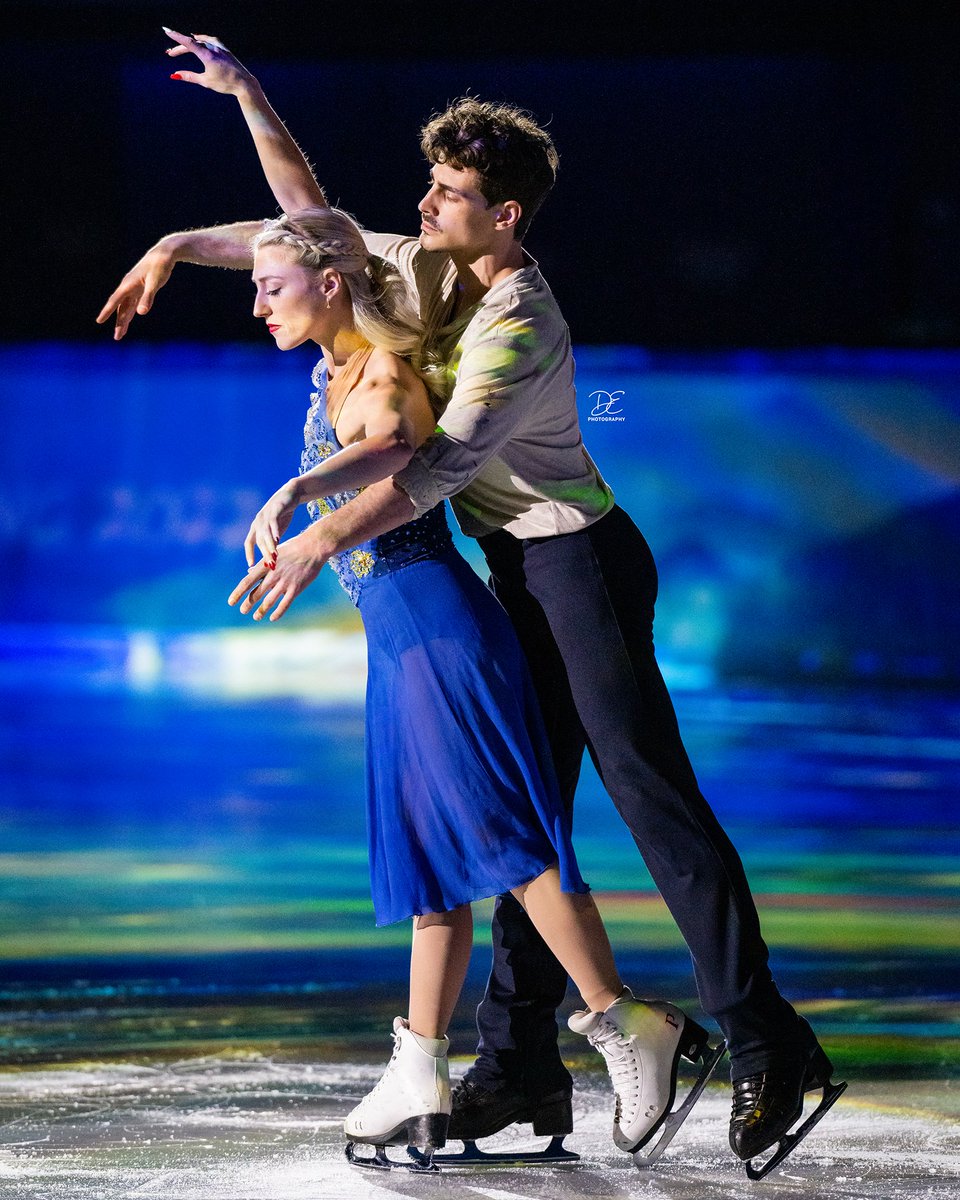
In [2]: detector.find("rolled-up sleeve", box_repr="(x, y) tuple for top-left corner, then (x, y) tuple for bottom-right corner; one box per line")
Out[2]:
(395, 301), (563, 515)
(392, 449), (443, 516)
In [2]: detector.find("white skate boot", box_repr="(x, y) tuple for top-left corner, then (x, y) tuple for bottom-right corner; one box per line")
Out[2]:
(344, 1017), (451, 1171)
(568, 987), (724, 1163)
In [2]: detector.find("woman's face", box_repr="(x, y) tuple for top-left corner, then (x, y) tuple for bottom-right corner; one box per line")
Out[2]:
(252, 245), (328, 350)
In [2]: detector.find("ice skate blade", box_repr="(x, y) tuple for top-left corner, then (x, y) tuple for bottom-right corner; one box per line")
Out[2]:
(744, 1078), (848, 1181)
(345, 1141), (439, 1172)
(432, 1135), (580, 1166)
(633, 1039), (727, 1169)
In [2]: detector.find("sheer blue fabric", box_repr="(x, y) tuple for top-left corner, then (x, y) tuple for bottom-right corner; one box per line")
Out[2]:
(302, 361), (587, 925)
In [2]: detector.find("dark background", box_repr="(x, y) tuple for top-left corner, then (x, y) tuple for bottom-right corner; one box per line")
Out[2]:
(6, 0), (960, 347)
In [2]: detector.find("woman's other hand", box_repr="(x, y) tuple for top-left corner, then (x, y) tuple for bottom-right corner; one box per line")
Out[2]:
(244, 481), (301, 569)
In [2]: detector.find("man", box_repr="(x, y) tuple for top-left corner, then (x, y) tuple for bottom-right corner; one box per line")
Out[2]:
(99, 32), (843, 1173)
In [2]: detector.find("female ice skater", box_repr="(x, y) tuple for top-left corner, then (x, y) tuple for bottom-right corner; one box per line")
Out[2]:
(231, 204), (714, 1168)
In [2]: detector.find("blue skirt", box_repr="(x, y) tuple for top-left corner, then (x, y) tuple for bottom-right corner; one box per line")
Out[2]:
(358, 550), (587, 926)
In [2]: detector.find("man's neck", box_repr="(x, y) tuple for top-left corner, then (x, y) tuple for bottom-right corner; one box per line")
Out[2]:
(449, 240), (527, 317)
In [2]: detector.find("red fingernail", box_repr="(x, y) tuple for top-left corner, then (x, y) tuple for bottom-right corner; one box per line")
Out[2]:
(170, 73), (182, 80)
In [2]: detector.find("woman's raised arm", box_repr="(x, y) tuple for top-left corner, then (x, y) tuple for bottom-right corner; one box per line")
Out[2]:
(164, 28), (327, 213)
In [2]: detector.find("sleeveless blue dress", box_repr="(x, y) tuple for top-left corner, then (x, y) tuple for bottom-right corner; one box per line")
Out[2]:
(301, 360), (587, 926)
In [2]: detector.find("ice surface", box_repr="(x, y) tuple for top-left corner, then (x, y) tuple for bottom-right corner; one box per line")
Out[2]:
(0, 1056), (957, 1200)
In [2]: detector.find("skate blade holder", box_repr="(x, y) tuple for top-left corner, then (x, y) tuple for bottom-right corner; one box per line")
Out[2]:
(345, 1111), (448, 1172)
(432, 1135), (579, 1166)
(633, 1038), (728, 1169)
(745, 1078), (848, 1181)
(345, 1141), (440, 1173)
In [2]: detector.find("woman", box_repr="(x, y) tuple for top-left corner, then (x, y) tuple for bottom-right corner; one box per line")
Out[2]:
(230, 204), (711, 1167)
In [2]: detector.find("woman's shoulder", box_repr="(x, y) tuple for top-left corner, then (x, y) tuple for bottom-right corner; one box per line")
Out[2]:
(360, 347), (428, 400)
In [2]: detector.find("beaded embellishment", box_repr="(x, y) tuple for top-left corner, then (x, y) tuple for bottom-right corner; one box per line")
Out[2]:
(350, 550), (375, 578)
(299, 360), (453, 605)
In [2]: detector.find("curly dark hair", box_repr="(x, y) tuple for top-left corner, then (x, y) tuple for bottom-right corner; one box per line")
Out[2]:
(420, 97), (559, 240)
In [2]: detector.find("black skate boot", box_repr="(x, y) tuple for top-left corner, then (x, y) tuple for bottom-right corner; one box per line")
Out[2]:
(434, 1070), (578, 1165)
(730, 1042), (847, 1179)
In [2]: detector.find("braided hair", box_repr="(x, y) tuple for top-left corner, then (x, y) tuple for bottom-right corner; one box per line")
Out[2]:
(253, 208), (425, 359)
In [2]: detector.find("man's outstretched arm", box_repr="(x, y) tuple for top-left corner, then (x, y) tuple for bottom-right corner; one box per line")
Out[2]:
(229, 479), (417, 622)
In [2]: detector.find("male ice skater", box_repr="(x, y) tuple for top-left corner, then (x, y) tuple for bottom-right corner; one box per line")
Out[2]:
(99, 32), (844, 1175)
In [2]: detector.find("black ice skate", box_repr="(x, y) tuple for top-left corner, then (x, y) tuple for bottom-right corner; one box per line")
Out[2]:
(730, 1043), (847, 1180)
(433, 1078), (579, 1165)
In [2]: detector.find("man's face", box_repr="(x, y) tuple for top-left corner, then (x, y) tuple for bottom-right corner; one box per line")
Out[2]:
(418, 162), (500, 254)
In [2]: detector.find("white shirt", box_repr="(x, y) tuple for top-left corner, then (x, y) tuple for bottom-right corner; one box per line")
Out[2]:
(363, 231), (614, 538)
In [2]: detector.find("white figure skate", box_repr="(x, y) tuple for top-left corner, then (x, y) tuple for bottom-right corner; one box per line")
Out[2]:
(344, 1017), (451, 1172)
(568, 987), (725, 1165)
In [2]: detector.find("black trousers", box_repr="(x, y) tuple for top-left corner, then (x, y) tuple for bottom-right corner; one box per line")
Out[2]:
(474, 506), (809, 1089)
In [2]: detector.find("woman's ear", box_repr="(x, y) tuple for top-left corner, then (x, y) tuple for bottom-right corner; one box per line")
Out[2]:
(320, 267), (341, 306)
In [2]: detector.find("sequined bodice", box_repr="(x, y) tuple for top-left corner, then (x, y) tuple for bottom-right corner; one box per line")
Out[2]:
(301, 359), (453, 606)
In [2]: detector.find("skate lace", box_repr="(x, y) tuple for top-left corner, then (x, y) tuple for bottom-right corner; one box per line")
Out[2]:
(588, 1018), (641, 1122)
(732, 1077), (763, 1122)
(356, 1028), (402, 1111)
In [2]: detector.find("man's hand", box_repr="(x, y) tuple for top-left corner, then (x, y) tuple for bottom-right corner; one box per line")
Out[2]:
(96, 242), (176, 341)
(164, 28), (259, 96)
(228, 526), (329, 622)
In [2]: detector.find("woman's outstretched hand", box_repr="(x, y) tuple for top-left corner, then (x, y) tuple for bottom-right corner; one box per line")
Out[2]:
(164, 28), (259, 95)
(244, 483), (301, 569)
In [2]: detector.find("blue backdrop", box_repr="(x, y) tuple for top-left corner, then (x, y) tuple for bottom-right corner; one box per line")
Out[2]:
(3, 343), (957, 687)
